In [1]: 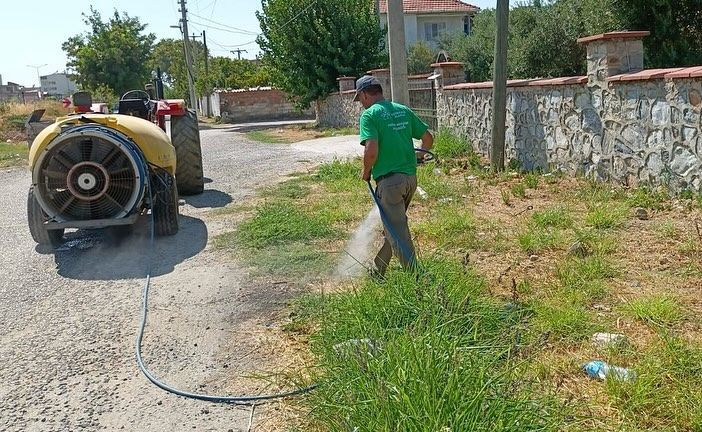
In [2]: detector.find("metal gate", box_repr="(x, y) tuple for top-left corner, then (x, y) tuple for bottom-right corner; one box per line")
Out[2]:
(408, 79), (437, 131)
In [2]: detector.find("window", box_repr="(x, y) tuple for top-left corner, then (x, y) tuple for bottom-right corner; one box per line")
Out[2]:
(424, 22), (446, 41)
(464, 15), (472, 35)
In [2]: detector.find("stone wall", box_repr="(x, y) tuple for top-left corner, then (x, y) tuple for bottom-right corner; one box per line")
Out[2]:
(439, 74), (702, 192)
(316, 91), (363, 128)
(438, 32), (702, 192)
(217, 88), (314, 123)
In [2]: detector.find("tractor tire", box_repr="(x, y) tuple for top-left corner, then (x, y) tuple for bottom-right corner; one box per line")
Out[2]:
(27, 187), (64, 248)
(152, 171), (179, 236)
(170, 109), (204, 196)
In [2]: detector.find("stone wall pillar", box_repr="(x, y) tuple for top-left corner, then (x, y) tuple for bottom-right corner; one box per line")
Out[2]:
(578, 31), (649, 84)
(337, 76), (356, 93)
(576, 31), (650, 182)
(367, 68), (391, 99)
(430, 62), (465, 89)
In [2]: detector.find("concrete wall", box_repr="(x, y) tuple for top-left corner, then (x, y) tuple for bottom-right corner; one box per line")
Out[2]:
(217, 88), (314, 123)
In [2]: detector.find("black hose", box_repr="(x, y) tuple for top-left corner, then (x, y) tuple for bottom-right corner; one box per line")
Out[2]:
(135, 171), (316, 404)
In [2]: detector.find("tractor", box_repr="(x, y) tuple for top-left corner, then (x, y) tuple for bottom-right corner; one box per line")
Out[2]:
(26, 73), (204, 248)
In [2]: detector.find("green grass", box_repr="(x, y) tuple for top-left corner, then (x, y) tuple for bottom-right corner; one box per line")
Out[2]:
(245, 129), (292, 144)
(432, 129), (473, 160)
(500, 189), (511, 206)
(556, 256), (616, 303)
(531, 206), (572, 229)
(627, 186), (669, 210)
(585, 204), (627, 229)
(621, 295), (686, 327)
(606, 335), (702, 430)
(530, 298), (594, 343)
(233, 201), (336, 248)
(415, 164), (460, 199)
(511, 182), (527, 198)
(518, 227), (562, 254)
(417, 204), (477, 249)
(315, 158), (361, 192)
(303, 257), (564, 431)
(524, 173), (540, 189)
(654, 220), (679, 240)
(261, 179), (311, 199)
(0, 142), (29, 167)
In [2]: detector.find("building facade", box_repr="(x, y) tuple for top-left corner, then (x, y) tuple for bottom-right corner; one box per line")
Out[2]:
(40, 72), (77, 98)
(379, 0), (479, 49)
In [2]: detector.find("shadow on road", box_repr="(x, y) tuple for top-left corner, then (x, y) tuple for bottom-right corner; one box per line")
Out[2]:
(48, 214), (207, 280)
(183, 188), (232, 208)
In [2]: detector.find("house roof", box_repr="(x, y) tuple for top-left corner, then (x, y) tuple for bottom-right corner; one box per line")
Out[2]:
(379, 0), (479, 14)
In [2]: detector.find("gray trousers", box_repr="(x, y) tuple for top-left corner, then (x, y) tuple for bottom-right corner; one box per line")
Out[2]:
(374, 173), (418, 275)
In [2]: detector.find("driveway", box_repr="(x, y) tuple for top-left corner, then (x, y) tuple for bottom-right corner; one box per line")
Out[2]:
(0, 123), (360, 431)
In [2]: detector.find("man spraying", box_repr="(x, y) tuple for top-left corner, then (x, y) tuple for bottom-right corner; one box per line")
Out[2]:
(354, 75), (434, 277)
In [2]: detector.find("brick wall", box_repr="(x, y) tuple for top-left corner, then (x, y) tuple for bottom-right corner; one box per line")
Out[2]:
(217, 88), (314, 123)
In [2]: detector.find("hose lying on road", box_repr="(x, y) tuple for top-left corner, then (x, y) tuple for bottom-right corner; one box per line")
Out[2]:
(135, 169), (316, 404)
(134, 149), (436, 404)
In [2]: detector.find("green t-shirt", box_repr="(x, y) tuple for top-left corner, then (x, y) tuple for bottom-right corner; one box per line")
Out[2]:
(359, 100), (429, 181)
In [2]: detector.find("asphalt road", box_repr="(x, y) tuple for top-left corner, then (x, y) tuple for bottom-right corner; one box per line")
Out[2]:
(0, 123), (360, 432)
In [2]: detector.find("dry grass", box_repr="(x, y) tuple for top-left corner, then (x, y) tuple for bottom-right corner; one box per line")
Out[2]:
(0, 100), (69, 142)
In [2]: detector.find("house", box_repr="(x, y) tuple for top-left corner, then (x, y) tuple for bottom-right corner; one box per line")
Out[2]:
(0, 75), (40, 103)
(378, 0), (480, 49)
(40, 72), (77, 98)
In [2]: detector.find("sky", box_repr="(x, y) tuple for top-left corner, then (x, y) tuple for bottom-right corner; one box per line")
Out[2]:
(1, 0), (497, 87)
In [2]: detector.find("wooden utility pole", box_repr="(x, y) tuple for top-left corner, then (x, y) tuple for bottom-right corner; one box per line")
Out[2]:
(491, 0), (509, 171)
(386, 0), (409, 105)
(178, 0), (197, 111)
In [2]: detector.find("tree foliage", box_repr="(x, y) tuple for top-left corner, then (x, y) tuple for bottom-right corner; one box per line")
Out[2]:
(62, 7), (156, 96)
(257, 0), (385, 108)
(440, 0), (702, 82)
(407, 42), (436, 74)
(614, 0), (702, 67)
(150, 39), (271, 101)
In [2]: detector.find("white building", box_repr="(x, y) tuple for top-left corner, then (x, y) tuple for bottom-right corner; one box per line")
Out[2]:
(379, 0), (480, 49)
(40, 72), (77, 98)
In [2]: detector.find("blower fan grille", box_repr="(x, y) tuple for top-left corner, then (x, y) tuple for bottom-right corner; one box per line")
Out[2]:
(34, 126), (145, 222)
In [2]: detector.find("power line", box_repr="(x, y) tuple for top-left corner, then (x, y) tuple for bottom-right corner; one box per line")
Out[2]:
(189, 12), (258, 35)
(208, 36), (258, 48)
(189, 19), (259, 35)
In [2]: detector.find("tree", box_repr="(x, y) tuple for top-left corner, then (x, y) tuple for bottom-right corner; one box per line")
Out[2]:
(613, 0), (702, 67)
(62, 7), (156, 96)
(257, 0), (385, 108)
(407, 42), (436, 74)
(150, 38), (193, 100)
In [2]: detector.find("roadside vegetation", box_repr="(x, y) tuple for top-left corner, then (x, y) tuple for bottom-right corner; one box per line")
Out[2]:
(245, 124), (358, 144)
(0, 100), (69, 167)
(213, 130), (702, 431)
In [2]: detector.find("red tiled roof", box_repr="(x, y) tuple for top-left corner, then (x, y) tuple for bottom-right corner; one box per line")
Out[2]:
(444, 76), (587, 90)
(379, 0), (479, 14)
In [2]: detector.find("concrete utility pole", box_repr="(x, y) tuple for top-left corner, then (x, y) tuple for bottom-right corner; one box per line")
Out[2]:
(178, 0), (198, 111)
(490, 0), (509, 171)
(202, 31), (211, 117)
(386, 0), (409, 105)
(230, 49), (248, 60)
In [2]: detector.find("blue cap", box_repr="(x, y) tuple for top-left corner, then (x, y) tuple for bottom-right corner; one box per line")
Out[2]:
(354, 75), (381, 101)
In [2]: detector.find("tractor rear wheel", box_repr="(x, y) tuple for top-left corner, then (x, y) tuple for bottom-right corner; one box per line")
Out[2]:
(170, 109), (204, 195)
(151, 171), (179, 236)
(27, 187), (64, 248)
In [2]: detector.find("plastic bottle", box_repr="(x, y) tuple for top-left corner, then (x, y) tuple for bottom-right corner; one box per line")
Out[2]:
(583, 360), (636, 382)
